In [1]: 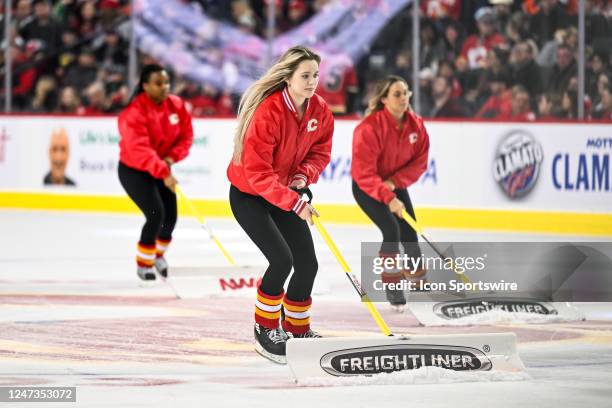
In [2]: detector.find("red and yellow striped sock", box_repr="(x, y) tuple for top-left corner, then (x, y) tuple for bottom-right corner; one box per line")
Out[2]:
(255, 287), (283, 329)
(379, 252), (403, 284)
(156, 238), (171, 259)
(136, 242), (156, 267)
(281, 295), (312, 334)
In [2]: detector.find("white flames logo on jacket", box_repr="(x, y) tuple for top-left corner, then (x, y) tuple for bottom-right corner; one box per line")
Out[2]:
(169, 114), (180, 125)
(307, 119), (318, 132)
(409, 132), (418, 144)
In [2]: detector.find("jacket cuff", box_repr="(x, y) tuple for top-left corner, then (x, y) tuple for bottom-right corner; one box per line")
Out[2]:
(158, 162), (171, 179)
(381, 187), (396, 205)
(292, 196), (308, 215)
(291, 173), (308, 186)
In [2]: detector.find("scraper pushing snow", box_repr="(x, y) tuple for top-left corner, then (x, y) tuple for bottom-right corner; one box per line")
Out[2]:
(167, 186), (264, 298)
(286, 189), (525, 382)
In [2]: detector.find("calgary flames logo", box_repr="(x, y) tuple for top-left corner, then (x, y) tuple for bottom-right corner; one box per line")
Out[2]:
(307, 119), (318, 132)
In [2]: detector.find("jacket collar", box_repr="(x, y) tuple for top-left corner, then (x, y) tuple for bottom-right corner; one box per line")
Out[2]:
(281, 86), (310, 119)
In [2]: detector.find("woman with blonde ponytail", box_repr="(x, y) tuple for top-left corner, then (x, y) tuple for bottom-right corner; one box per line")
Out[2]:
(227, 46), (334, 364)
(351, 75), (430, 311)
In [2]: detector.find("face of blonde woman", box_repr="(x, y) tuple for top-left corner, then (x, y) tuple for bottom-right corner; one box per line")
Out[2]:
(49, 128), (70, 181)
(286, 59), (319, 100)
(382, 81), (410, 116)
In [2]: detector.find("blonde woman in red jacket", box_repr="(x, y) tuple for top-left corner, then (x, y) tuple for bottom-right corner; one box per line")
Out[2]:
(118, 64), (194, 282)
(352, 75), (430, 311)
(227, 46), (334, 364)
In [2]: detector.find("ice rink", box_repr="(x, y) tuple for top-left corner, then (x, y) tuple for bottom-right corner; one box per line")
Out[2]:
(1, 209), (611, 407)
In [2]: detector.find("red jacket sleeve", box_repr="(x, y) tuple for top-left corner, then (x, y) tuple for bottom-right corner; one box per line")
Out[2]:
(242, 117), (302, 212)
(167, 101), (194, 163)
(389, 120), (430, 189)
(292, 109), (333, 185)
(118, 108), (170, 179)
(352, 121), (396, 204)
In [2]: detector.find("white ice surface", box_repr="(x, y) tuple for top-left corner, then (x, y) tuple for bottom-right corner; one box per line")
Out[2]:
(0, 210), (611, 408)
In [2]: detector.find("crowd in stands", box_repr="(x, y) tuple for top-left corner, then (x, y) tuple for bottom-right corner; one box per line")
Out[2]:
(1, 0), (611, 120)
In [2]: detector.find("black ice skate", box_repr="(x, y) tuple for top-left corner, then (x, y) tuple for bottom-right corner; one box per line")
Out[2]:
(137, 265), (156, 281)
(385, 286), (407, 313)
(286, 329), (322, 339)
(154, 256), (168, 279)
(254, 323), (287, 364)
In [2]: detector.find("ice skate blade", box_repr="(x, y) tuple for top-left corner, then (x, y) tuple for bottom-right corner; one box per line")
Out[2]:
(138, 279), (157, 288)
(390, 304), (407, 313)
(255, 343), (287, 365)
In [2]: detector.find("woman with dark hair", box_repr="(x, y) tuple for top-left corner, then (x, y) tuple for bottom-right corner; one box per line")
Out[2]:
(351, 75), (430, 311)
(117, 64), (194, 281)
(227, 46), (334, 364)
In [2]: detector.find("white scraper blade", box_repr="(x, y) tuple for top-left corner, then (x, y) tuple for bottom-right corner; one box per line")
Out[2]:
(286, 333), (524, 382)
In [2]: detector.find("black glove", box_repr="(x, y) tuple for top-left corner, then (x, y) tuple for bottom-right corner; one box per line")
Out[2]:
(290, 186), (313, 203)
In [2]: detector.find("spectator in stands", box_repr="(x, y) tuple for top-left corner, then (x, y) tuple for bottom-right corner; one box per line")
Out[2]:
(420, 0), (461, 22)
(316, 59), (358, 115)
(511, 40), (542, 96)
(57, 86), (81, 113)
(390, 49), (412, 83)
(231, 0), (261, 35)
(428, 75), (464, 117)
(63, 48), (98, 91)
(99, 0), (124, 30)
(489, 0), (514, 35)
(81, 82), (108, 114)
(507, 85), (536, 120)
(29, 75), (57, 112)
(460, 7), (507, 70)
(76, 0), (99, 37)
(592, 84), (612, 120)
(528, 0), (571, 47)
(586, 51), (610, 101)
(14, 0), (34, 32)
(476, 70), (511, 118)
(19, 0), (63, 57)
(594, 72), (611, 106)
(438, 59), (462, 98)
(559, 89), (579, 119)
(432, 20), (464, 64)
(536, 93), (556, 119)
(419, 19), (438, 69)
(546, 43), (577, 99)
(260, 0), (290, 36)
(537, 28), (567, 68)
(287, 0), (310, 27)
(12, 40), (45, 110)
(96, 30), (127, 66)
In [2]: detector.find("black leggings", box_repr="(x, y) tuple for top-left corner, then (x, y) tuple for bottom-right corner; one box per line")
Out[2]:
(352, 180), (420, 257)
(118, 162), (177, 245)
(229, 185), (318, 301)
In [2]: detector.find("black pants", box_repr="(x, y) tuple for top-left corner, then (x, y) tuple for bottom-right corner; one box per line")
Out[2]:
(229, 185), (317, 301)
(352, 180), (420, 257)
(118, 162), (177, 245)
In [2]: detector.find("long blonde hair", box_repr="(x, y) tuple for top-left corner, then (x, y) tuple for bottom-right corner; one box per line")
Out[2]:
(365, 75), (411, 117)
(232, 46), (321, 163)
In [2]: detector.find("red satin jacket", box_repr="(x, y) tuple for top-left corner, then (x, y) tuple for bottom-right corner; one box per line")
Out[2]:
(227, 87), (334, 213)
(352, 108), (430, 204)
(118, 93), (193, 179)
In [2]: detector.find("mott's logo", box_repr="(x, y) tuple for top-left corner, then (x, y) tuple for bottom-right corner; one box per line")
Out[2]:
(433, 299), (558, 319)
(320, 345), (492, 376)
(493, 130), (543, 198)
